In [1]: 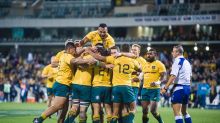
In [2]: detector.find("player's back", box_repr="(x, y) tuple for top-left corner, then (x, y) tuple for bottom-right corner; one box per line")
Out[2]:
(93, 65), (112, 87)
(72, 54), (93, 86)
(56, 53), (74, 86)
(112, 56), (139, 86)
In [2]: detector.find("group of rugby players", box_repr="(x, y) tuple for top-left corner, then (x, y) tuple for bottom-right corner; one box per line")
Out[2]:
(33, 23), (192, 123)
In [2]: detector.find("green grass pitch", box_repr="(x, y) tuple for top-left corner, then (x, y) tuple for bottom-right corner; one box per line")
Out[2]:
(0, 103), (220, 123)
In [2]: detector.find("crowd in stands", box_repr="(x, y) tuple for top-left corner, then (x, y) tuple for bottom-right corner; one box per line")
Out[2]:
(116, 28), (220, 42)
(0, 48), (219, 108)
(1, 25), (220, 43)
(0, 51), (53, 103)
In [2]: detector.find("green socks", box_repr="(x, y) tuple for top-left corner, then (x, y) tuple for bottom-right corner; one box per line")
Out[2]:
(142, 114), (149, 123)
(122, 112), (135, 123)
(152, 113), (164, 123)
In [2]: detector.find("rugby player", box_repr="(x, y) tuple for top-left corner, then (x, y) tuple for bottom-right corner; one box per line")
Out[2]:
(141, 48), (166, 123)
(90, 43), (113, 123)
(64, 47), (96, 123)
(79, 23), (115, 49)
(87, 44), (141, 123)
(33, 40), (96, 123)
(41, 56), (58, 110)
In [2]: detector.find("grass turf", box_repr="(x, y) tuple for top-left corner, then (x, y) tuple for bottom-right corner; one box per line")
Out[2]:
(0, 102), (219, 123)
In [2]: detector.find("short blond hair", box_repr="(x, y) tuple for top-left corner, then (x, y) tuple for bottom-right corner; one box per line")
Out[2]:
(132, 44), (141, 49)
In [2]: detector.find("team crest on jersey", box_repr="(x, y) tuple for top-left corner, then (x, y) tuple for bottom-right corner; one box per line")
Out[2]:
(152, 66), (156, 69)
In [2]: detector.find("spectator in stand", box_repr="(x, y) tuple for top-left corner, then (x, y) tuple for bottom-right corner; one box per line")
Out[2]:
(3, 79), (11, 102)
(20, 78), (28, 102)
(10, 83), (17, 102)
(0, 47), (219, 108)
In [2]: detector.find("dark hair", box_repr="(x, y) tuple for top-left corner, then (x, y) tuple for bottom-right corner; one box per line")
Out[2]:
(99, 23), (107, 28)
(96, 43), (110, 56)
(95, 43), (104, 47)
(65, 42), (75, 49)
(174, 45), (184, 54)
(121, 44), (130, 52)
(148, 48), (156, 53)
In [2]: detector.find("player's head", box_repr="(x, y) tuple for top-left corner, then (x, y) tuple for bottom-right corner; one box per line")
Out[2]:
(146, 48), (157, 62)
(98, 23), (108, 39)
(65, 39), (76, 55)
(110, 46), (120, 56)
(131, 44), (141, 56)
(95, 43), (110, 56)
(50, 56), (58, 67)
(121, 44), (130, 52)
(172, 45), (184, 58)
(202, 79), (207, 83)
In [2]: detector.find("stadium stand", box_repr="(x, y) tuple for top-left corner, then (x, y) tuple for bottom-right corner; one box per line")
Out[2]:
(0, 50), (219, 104)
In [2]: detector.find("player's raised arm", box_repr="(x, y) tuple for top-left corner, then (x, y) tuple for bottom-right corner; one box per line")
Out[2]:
(116, 52), (137, 59)
(70, 55), (97, 66)
(74, 40), (86, 57)
(79, 36), (89, 47)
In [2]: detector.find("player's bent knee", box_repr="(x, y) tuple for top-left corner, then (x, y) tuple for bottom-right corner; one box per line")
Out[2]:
(56, 103), (65, 110)
(150, 108), (157, 114)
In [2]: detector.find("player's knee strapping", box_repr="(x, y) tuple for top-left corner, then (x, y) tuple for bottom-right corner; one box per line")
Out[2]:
(72, 99), (80, 106)
(80, 101), (90, 107)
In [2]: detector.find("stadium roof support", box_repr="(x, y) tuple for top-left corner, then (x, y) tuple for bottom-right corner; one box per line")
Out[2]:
(0, 15), (219, 28)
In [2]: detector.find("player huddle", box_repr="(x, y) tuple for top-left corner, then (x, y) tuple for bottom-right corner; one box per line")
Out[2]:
(34, 23), (192, 123)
